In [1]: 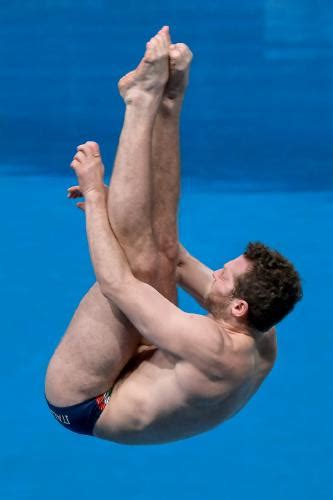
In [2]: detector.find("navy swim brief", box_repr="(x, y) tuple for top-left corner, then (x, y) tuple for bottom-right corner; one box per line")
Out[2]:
(46, 389), (112, 436)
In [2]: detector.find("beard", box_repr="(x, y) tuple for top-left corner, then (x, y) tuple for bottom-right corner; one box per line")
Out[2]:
(206, 289), (234, 319)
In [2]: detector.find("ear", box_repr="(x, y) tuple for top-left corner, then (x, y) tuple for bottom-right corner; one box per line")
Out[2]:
(231, 299), (248, 318)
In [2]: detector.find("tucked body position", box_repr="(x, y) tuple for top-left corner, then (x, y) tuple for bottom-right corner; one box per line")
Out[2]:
(45, 27), (303, 445)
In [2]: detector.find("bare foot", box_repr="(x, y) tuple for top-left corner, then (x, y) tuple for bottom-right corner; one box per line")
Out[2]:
(118, 26), (170, 105)
(164, 43), (193, 101)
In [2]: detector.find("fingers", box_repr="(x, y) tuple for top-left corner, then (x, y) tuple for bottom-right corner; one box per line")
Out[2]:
(67, 185), (80, 193)
(67, 185), (82, 199)
(70, 141), (101, 169)
(66, 185), (85, 210)
(67, 183), (108, 199)
(72, 151), (85, 162)
(76, 141), (101, 157)
(66, 184), (85, 210)
(70, 150), (84, 170)
(70, 158), (80, 169)
(76, 202), (85, 211)
(69, 140), (105, 200)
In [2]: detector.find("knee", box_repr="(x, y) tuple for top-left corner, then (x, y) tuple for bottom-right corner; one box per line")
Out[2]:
(157, 251), (178, 283)
(157, 238), (179, 268)
(130, 252), (159, 285)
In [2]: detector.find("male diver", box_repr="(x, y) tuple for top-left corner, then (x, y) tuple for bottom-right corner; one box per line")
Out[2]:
(45, 26), (302, 444)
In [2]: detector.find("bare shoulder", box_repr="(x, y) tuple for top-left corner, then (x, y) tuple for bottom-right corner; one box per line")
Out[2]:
(208, 326), (278, 384)
(176, 314), (226, 377)
(178, 317), (277, 380)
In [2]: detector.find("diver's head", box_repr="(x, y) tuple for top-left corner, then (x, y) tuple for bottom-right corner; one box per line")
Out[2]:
(206, 241), (303, 335)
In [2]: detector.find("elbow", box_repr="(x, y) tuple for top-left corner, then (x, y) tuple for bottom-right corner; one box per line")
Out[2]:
(97, 273), (135, 302)
(98, 280), (115, 301)
(97, 277), (123, 302)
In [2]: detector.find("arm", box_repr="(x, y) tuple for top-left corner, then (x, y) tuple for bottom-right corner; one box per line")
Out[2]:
(70, 143), (223, 373)
(68, 184), (213, 309)
(176, 244), (214, 309)
(84, 192), (223, 373)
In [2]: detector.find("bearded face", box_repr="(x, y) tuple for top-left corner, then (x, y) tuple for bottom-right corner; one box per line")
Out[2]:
(206, 255), (252, 320)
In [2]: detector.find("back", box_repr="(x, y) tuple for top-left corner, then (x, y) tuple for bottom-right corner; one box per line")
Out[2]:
(94, 325), (277, 444)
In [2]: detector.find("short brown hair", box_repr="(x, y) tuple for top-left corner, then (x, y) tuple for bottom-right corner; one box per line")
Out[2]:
(232, 241), (303, 332)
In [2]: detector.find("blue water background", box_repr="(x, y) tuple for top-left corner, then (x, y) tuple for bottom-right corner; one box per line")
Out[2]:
(0, 1), (332, 499)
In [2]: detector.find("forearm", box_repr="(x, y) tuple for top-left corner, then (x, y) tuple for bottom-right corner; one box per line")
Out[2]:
(84, 192), (187, 353)
(176, 243), (199, 284)
(84, 190), (133, 292)
(176, 243), (213, 307)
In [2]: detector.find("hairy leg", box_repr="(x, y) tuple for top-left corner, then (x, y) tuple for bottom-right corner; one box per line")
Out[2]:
(152, 43), (193, 303)
(108, 27), (170, 277)
(45, 283), (143, 406)
(45, 28), (170, 406)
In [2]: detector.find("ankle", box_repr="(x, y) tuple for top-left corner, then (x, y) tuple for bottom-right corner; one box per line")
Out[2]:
(124, 88), (162, 110)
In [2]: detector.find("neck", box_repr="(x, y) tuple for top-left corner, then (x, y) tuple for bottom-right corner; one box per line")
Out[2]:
(208, 312), (263, 339)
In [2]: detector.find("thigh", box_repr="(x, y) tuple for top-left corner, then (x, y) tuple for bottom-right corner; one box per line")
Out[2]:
(45, 282), (142, 407)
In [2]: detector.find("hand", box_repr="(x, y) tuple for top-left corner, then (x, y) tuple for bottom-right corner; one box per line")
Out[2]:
(67, 184), (109, 211)
(70, 141), (105, 197)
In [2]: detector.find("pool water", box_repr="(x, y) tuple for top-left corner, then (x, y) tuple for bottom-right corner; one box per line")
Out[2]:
(1, 0), (332, 497)
(0, 173), (331, 499)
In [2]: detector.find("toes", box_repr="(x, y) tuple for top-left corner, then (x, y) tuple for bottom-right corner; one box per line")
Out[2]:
(156, 31), (164, 49)
(146, 28), (169, 60)
(172, 43), (190, 55)
(178, 43), (193, 60)
(157, 27), (170, 53)
(170, 43), (181, 53)
(169, 43), (193, 67)
(156, 33), (164, 50)
(162, 26), (171, 45)
(151, 37), (159, 53)
(144, 39), (156, 62)
(169, 46), (181, 65)
(169, 45), (179, 55)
